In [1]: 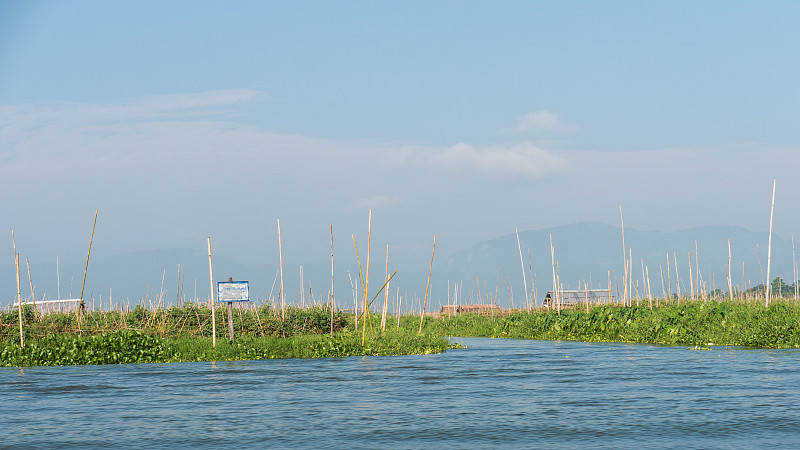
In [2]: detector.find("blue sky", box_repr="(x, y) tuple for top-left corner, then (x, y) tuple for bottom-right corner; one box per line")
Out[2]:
(2, 1), (800, 302)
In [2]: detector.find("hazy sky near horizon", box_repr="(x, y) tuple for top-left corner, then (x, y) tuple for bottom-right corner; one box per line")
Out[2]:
(2, 1), (800, 274)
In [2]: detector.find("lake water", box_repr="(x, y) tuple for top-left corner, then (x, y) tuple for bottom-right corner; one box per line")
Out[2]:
(2, 337), (800, 449)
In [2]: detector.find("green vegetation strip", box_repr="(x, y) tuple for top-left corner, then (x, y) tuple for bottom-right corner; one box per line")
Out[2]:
(424, 300), (800, 348)
(0, 330), (455, 367)
(0, 304), (350, 340)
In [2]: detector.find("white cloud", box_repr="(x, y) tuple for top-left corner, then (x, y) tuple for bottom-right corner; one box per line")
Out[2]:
(516, 110), (577, 133)
(397, 142), (570, 178)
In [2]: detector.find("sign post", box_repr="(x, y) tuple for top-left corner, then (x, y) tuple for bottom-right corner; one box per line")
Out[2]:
(217, 278), (250, 341)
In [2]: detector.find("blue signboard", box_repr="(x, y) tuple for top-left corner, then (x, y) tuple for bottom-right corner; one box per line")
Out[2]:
(217, 281), (250, 302)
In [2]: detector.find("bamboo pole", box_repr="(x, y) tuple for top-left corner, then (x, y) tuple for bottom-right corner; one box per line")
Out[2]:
(26, 257), (36, 316)
(646, 265), (652, 309)
(667, 253), (672, 301)
(757, 243), (765, 295)
(396, 288), (402, 330)
(728, 239), (734, 302)
(550, 233), (557, 312)
(16, 253), (24, 347)
(330, 224), (335, 337)
(628, 248), (633, 307)
(79, 209), (99, 316)
(277, 219), (285, 324)
(688, 252), (694, 301)
(674, 252), (680, 302)
(741, 261), (745, 301)
(640, 258), (646, 305)
(418, 235), (436, 334)
(516, 228), (528, 307)
(793, 235), (798, 302)
(381, 244), (389, 331)
(766, 178), (776, 306)
(585, 281), (589, 313)
(695, 241), (701, 299)
(528, 251), (535, 309)
(56, 254), (61, 300)
(620, 207), (627, 305)
(363, 209), (372, 342)
(207, 237), (216, 347)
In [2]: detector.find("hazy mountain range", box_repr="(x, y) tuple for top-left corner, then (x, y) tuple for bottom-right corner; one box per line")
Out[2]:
(2, 223), (795, 310)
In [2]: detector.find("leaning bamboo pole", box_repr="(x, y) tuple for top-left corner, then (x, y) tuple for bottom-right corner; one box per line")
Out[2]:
(516, 228), (529, 307)
(766, 179), (776, 306)
(79, 209), (99, 317)
(418, 235), (436, 334)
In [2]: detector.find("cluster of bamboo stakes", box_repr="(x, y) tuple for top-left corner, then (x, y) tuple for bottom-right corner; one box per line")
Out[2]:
(9, 180), (798, 348)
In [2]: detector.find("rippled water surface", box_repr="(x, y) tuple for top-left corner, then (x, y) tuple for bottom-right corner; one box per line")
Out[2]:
(3, 338), (800, 448)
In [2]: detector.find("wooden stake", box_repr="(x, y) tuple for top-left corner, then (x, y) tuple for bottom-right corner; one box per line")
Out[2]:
(418, 235), (436, 334)
(207, 237), (216, 347)
(766, 178), (776, 306)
